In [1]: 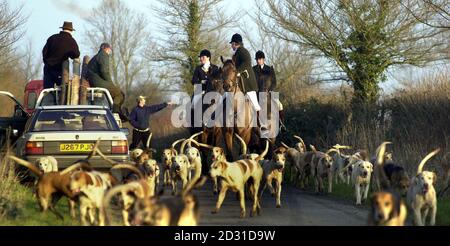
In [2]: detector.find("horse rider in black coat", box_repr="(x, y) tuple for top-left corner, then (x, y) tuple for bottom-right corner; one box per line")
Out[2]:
(190, 49), (219, 132)
(230, 33), (267, 130)
(252, 50), (285, 129)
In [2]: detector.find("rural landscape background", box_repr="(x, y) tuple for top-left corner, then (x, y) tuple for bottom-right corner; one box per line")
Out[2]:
(0, 0), (449, 225)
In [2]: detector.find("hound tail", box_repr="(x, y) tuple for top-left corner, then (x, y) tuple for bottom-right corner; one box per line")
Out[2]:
(293, 135), (306, 150)
(101, 182), (144, 226)
(171, 138), (187, 152)
(374, 141), (392, 190)
(235, 133), (248, 156)
(180, 131), (203, 154)
(280, 142), (290, 149)
(417, 149), (441, 174)
(8, 155), (43, 178)
(255, 140), (270, 162)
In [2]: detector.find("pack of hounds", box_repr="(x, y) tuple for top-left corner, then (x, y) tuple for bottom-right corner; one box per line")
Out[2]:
(7, 132), (445, 226)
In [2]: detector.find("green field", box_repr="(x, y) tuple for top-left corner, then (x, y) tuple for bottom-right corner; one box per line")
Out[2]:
(0, 185), (79, 226)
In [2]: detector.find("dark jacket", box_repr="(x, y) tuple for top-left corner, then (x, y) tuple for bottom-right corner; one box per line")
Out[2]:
(253, 64), (277, 92)
(232, 46), (258, 92)
(129, 103), (168, 130)
(42, 31), (80, 70)
(191, 64), (219, 93)
(87, 50), (113, 88)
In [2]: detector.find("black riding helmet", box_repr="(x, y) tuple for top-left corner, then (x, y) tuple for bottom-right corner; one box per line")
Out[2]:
(229, 33), (243, 44)
(255, 50), (265, 60)
(199, 49), (211, 58)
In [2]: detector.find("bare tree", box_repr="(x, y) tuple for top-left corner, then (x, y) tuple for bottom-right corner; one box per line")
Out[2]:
(242, 21), (316, 106)
(256, 0), (448, 118)
(84, 0), (159, 99)
(402, 0), (450, 29)
(153, 0), (239, 94)
(0, 1), (27, 68)
(19, 40), (42, 83)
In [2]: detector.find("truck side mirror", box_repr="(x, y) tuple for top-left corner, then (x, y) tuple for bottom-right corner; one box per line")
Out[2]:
(14, 105), (25, 118)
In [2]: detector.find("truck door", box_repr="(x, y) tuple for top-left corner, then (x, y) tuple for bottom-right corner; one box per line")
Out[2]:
(0, 91), (30, 148)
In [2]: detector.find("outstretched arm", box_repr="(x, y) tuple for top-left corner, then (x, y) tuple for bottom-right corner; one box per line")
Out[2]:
(145, 102), (169, 114)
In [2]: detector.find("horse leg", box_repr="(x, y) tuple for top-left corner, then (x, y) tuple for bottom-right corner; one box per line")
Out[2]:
(224, 128), (234, 160)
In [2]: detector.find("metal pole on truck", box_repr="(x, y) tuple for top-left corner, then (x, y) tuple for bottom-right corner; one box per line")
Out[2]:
(80, 56), (90, 105)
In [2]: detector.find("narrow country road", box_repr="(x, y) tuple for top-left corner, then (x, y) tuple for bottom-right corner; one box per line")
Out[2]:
(180, 182), (369, 226)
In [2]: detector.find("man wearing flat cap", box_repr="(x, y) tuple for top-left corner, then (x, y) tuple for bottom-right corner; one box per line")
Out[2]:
(87, 43), (127, 119)
(42, 21), (80, 89)
(129, 95), (174, 150)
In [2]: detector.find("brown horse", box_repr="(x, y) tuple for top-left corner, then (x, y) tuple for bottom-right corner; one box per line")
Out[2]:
(220, 58), (256, 160)
(199, 68), (224, 150)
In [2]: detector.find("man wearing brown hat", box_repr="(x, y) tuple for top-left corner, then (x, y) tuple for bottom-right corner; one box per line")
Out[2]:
(87, 43), (126, 119)
(42, 21), (80, 89)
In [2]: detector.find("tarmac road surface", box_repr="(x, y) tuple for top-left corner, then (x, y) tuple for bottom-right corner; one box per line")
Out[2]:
(185, 182), (369, 226)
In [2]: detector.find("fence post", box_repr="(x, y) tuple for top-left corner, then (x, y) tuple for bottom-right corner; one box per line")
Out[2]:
(71, 58), (81, 105)
(60, 59), (70, 105)
(80, 55), (90, 105)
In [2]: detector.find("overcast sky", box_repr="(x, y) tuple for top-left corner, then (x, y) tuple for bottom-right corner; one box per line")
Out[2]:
(12, 0), (253, 57)
(8, 0), (448, 95)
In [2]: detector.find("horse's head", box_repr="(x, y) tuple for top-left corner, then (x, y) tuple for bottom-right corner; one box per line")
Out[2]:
(221, 58), (238, 92)
(258, 72), (274, 92)
(210, 66), (224, 94)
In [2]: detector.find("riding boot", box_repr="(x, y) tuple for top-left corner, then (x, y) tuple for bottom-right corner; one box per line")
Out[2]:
(279, 109), (286, 131)
(257, 111), (269, 138)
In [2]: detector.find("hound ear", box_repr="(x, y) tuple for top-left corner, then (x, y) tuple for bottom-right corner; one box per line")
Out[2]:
(220, 161), (227, 170)
(82, 172), (93, 186)
(432, 172), (437, 185)
(171, 149), (178, 156)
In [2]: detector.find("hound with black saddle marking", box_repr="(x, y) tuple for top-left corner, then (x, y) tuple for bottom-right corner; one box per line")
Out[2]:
(309, 145), (334, 194)
(260, 149), (286, 208)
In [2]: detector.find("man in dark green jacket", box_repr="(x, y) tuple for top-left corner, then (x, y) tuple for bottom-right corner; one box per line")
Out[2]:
(230, 33), (265, 133)
(230, 34), (258, 93)
(87, 43), (125, 117)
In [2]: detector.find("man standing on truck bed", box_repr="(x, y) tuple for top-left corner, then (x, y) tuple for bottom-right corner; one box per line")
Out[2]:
(129, 95), (174, 150)
(42, 21), (80, 89)
(87, 43), (127, 120)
